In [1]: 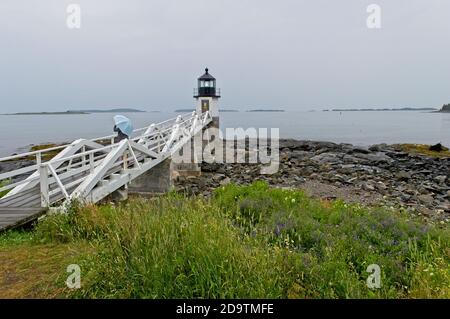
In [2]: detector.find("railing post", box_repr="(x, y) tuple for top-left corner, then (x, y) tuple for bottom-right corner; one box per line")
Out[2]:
(39, 164), (49, 208)
(82, 146), (86, 167)
(89, 152), (94, 173)
(36, 152), (42, 166)
(157, 132), (162, 153)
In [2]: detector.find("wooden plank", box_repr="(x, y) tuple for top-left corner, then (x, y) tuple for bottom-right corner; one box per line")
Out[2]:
(0, 185), (40, 206)
(0, 207), (40, 211)
(0, 216), (36, 221)
(0, 208), (45, 232)
(0, 170), (88, 208)
(2, 191), (41, 208)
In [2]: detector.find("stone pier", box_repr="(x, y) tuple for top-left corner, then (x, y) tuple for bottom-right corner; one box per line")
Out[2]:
(128, 158), (174, 196)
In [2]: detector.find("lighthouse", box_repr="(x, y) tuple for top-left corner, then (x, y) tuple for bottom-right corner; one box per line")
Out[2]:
(194, 68), (220, 129)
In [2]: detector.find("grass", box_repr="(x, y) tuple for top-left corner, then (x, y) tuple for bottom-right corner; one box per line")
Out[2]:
(0, 230), (91, 298)
(0, 182), (449, 298)
(397, 143), (450, 158)
(0, 179), (11, 198)
(29, 143), (62, 161)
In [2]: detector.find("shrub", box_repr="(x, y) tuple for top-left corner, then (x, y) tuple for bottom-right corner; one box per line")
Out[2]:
(25, 182), (450, 298)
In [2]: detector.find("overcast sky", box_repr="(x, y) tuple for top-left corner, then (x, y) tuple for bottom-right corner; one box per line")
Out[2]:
(0, 0), (449, 112)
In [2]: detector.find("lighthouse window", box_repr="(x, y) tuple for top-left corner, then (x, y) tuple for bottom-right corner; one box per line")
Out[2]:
(205, 81), (210, 87)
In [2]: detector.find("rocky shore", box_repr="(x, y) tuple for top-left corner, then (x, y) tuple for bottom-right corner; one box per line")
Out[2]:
(174, 139), (450, 222)
(1, 139), (449, 222)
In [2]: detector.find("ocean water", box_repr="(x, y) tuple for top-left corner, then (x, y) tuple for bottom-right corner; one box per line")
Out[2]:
(0, 111), (449, 157)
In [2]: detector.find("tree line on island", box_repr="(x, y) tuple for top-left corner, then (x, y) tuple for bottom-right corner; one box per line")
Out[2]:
(3, 104), (449, 115)
(440, 103), (450, 112)
(2, 108), (147, 115)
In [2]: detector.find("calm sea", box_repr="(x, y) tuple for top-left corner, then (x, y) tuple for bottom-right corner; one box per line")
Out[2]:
(0, 111), (449, 157)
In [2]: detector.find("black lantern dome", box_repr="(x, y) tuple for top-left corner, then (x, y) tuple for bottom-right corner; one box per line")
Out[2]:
(194, 68), (220, 98)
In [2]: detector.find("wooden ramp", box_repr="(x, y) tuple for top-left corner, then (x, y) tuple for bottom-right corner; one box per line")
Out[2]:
(0, 111), (212, 233)
(0, 207), (46, 232)
(0, 184), (47, 232)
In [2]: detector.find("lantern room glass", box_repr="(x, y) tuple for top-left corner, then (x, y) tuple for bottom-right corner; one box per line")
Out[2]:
(198, 80), (215, 88)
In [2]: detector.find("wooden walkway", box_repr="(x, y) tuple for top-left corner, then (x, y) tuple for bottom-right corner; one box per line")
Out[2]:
(0, 111), (211, 233)
(0, 182), (70, 233)
(0, 207), (46, 232)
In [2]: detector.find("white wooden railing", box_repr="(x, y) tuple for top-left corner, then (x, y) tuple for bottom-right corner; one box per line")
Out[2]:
(0, 111), (212, 208)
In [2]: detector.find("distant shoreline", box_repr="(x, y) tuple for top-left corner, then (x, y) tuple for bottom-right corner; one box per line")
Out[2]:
(2, 108), (146, 116)
(323, 107), (438, 112)
(68, 108), (146, 113)
(247, 109), (285, 112)
(2, 111), (88, 115)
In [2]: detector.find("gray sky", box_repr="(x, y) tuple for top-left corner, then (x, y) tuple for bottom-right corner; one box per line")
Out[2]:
(0, 0), (449, 112)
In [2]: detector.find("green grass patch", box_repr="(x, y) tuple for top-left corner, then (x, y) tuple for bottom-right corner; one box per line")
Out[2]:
(1, 182), (449, 298)
(0, 179), (11, 198)
(396, 143), (450, 158)
(29, 143), (62, 161)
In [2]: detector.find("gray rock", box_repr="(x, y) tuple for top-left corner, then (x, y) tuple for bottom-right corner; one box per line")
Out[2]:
(362, 183), (375, 191)
(375, 181), (387, 191)
(290, 150), (311, 160)
(396, 171), (412, 181)
(418, 194), (434, 205)
(369, 144), (388, 152)
(337, 164), (358, 174)
(401, 194), (411, 201)
(220, 177), (231, 186)
(309, 173), (319, 179)
(346, 146), (371, 154)
(403, 188), (416, 195)
(311, 153), (341, 164)
(434, 175), (447, 184)
(341, 155), (362, 164)
(354, 152), (393, 163)
(212, 174), (226, 182)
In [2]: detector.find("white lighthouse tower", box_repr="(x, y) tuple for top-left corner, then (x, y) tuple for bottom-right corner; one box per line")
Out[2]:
(194, 68), (220, 129)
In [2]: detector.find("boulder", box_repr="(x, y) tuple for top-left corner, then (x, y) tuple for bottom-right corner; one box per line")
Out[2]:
(434, 175), (447, 184)
(396, 171), (412, 181)
(418, 194), (434, 205)
(311, 153), (341, 164)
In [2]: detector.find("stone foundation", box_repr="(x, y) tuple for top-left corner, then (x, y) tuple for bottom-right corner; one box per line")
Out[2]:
(128, 158), (173, 195)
